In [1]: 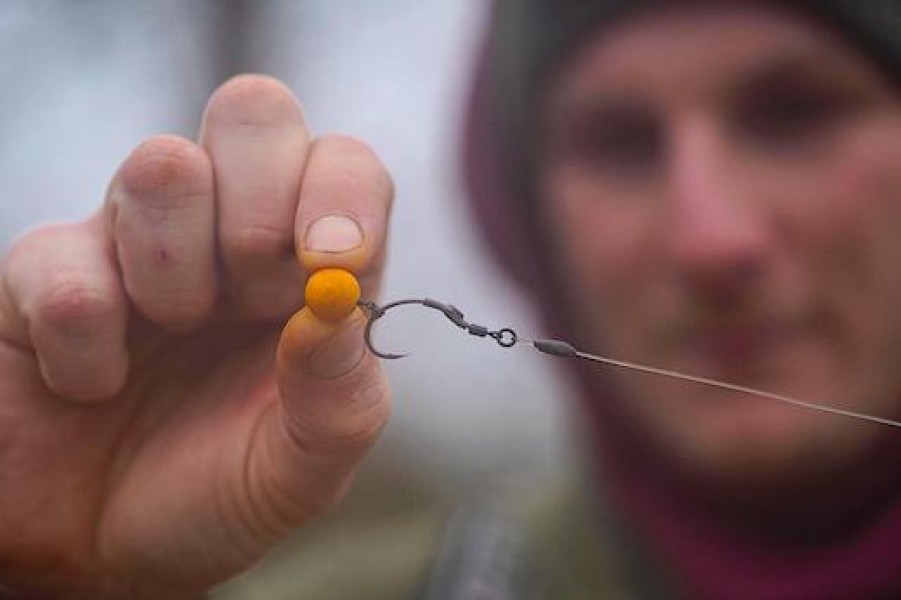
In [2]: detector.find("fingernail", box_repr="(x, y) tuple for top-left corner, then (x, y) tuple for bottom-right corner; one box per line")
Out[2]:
(305, 215), (363, 253)
(308, 318), (366, 379)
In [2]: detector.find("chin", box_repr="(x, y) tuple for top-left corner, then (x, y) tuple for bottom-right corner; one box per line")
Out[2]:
(630, 366), (884, 495)
(657, 384), (881, 496)
(655, 387), (901, 531)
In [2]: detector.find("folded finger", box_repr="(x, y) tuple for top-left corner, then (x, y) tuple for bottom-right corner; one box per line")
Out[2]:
(107, 135), (216, 331)
(199, 74), (311, 320)
(3, 220), (128, 401)
(296, 135), (394, 299)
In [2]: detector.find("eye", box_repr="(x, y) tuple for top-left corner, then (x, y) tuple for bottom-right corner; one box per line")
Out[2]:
(734, 77), (858, 149)
(547, 104), (665, 175)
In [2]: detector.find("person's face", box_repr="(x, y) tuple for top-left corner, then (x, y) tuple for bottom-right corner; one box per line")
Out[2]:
(539, 4), (901, 491)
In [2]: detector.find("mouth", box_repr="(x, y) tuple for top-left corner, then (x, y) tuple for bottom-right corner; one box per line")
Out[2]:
(681, 318), (797, 372)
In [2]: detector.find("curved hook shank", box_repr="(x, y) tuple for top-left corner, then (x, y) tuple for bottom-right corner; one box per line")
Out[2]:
(359, 299), (408, 359)
(359, 299), (429, 360)
(364, 319), (406, 359)
(358, 298), (518, 359)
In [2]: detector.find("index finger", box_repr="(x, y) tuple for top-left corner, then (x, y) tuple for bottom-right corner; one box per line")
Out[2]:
(295, 136), (394, 298)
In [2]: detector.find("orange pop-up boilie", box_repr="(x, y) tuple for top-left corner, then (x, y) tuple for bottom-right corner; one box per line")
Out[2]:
(304, 268), (361, 322)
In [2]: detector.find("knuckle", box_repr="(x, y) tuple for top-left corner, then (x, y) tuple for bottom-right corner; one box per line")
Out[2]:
(310, 375), (393, 457)
(225, 224), (293, 262)
(206, 74), (304, 128)
(47, 364), (127, 402)
(143, 294), (215, 331)
(292, 484), (342, 521)
(35, 278), (120, 334)
(348, 376), (393, 441)
(329, 407), (389, 454)
(118, 135), (211, 206)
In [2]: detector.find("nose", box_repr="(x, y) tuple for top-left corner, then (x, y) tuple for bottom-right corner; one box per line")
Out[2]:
(667, 119), (770, 301)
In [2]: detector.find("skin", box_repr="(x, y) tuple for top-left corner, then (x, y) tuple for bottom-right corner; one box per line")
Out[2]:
(0, 75), (394, 598)
(539, 5), (901, 495)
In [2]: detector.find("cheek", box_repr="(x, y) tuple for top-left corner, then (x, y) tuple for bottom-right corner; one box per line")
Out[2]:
(540, 167), (666, 348)
(779, 139), (901, 256)
(764, 119), (901, 413)
(831, 139), (901, 374)
(782, 124), (901, 333)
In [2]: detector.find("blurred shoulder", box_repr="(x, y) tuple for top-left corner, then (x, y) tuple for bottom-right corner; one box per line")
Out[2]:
(210, 453), (453, 600)
(209, 463), (633, 600)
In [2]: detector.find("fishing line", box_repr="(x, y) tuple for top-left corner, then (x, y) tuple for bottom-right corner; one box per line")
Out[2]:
(359, 297), (901, 430)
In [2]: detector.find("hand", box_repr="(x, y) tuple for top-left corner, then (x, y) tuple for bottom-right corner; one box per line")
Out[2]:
(0, 74), (393, 599)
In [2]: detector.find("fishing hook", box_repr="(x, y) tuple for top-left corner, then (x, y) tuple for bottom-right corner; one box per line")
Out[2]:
(358, 298), (517, 359)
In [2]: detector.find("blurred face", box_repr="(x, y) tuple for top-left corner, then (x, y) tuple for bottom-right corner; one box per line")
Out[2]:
(538, 4), (901, 491)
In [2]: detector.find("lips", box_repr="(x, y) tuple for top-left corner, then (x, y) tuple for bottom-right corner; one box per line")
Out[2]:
(682, 319), (793, 368)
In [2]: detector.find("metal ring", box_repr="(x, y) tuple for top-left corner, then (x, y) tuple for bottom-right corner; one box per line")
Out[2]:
(494, 328), (517, 348)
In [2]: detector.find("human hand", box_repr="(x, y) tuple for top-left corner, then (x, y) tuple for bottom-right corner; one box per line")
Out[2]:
(0, 74), (393, 599)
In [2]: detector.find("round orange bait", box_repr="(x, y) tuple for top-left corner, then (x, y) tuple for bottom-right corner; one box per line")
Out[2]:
(304, 268), (361, 322)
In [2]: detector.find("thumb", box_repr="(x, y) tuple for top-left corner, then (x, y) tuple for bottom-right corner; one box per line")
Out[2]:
(247, 307), (391, 538)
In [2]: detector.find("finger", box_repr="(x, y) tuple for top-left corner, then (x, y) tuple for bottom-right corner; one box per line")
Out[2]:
(106, 135), (216, 331)
(2, 220), (128, 401)
(246, 308), (391, 535)
(296, 135), (394, 299)
(199, 74), (311, 320)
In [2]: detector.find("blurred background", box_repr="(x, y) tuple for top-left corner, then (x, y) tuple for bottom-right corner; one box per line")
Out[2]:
(0, 0), (576, 495)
